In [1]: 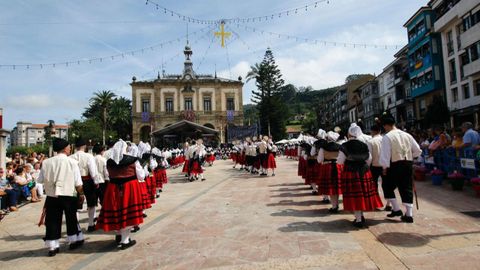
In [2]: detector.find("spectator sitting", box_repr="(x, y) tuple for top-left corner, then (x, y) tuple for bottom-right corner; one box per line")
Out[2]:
(31, 162), (44, 199)
(0, 168), (20, 214)
(460, 122), (480, 149)
(13, 166), (41, 203)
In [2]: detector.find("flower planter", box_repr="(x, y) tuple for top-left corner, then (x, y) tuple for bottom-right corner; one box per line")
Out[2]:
(414, 166), (427, 181)
(473, 185), (480, 197)
(431, 169), (444, 186)
(448, 172), (465, 191)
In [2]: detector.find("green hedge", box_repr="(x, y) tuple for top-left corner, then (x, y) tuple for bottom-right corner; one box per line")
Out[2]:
(7, 144), (50, 156)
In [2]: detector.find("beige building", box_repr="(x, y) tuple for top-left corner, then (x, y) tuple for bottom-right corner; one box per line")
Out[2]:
(10, 121), (69, 147)
(131, 43), (244, 145)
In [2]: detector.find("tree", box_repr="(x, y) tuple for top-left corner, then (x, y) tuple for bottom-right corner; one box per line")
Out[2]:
(246, 49), (287, 140)
(109, 97), (132, 140)
(43, 120), (55, 145)
(87, 90), (116, 145)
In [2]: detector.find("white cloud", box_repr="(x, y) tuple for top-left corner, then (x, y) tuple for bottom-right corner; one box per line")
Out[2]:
(6, 94), (54, 108)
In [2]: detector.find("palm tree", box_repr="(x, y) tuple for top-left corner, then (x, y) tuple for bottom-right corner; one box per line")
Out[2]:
(245, 63), (260, 83)
(109, 97), (132, 139)
(90, 90), (116, 145)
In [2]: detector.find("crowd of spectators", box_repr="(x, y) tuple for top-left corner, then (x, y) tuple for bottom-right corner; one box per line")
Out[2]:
(0, 152), (46, 220)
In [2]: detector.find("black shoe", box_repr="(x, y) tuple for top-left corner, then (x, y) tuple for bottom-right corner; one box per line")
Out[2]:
(387, 210), (403, 218)
(69, 240), (84, 250)
(115, 235), (121, 244)
(272, 173), (275, 176)
(120, 239), (137, 250)
(401, 215), (414, 223)
(201, 178), (206, 181)
(143, 213), (148, 218)
(328, 207), (339, 214)
(48, 249), (57, 257)
(321, 198), (330, 204)
(131, 226), (140, 233)
(384, 206), (392, 212)
(312, 191), (319, 195)
(156, 194), (160, 198)
(159, 189), (163, 193)
(352, 220), (365, 228)
(87, 225), (96, 232)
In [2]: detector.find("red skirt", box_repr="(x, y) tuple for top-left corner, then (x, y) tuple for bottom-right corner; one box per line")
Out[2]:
(154, 168), (168, 186)
(191, 160), (203, 174)
(264, 153), (277, 169)
(317, 163), (343, 195)
(96, 180), (144, 232)
(145, 175), (156, 204)
(206, 154), (215, 163)
(182, 160), (190, 173)
(238, 153), (246, 165)
(341, 169), (383, 211)
(298, 157), (306, 177)
(305, 161), (319, 185)
(140, 181), (151, 209)
(231, 153), (237, 162)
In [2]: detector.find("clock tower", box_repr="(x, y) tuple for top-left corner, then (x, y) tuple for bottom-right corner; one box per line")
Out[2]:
(182, 42), (195, 80)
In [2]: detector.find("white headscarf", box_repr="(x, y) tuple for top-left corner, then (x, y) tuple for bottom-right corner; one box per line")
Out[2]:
(327, 131), (340, 142)
(152, 147), (162, 157)
(348, 123), (363, 138)
(317, 129), (327, 139)
(110, 140), (128, 165)
(127, 143), (139, 157)
(137, 141), (151, 158)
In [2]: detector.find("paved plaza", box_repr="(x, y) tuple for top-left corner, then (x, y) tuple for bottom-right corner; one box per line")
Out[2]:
(1, 158), (480, 270)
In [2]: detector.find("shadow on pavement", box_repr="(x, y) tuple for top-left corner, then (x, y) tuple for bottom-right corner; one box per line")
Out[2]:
(376, 230), (480, 248)
(268, 183), (304, 187)
(266, 200), (326, 207)
(0, 234), (44, 242)
(271, 187), (312, 192)
(0, 240), (118, 261)
(271, 209), (329, 218)
(271, 192), (314, 198)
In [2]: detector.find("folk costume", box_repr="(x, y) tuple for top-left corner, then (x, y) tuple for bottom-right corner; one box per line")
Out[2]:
(70, 138), (99, 232)
(265, 139), (277, 176)
(258, 136), (269, 176)
(93, 143), (109, 207)
(338, 136), (383, 228)
(37, 138), (85, 256)
(379, 114), (422, 223)
(152, 147), (168, 197)
(317, 131), (343, 211)
(96, 140), (145, 249)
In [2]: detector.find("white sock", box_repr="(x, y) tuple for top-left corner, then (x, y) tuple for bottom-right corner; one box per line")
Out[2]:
(88, 207), (96, 226)
(67, 234), (77, 244)
(311, 183), (318, 192)
(45, 239), (59, 250)
(388, 198), (401, 211)
(354, 211), (363, 222)
(199, 174), (204, 179)
(330, 195), (339, 208)
(323, 195), (329, 200)
(404, 203), (413, 217)
(120, 227), (131, 244)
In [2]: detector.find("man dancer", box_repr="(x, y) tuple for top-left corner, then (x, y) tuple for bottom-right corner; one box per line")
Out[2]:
(70, 138), (99, 232)
(258, 136), (268, 176)
(367, 125), (390, 210)
(93, 143), (109, 206)
(37, 138), (85, 256)
(379, 113), (422, 223)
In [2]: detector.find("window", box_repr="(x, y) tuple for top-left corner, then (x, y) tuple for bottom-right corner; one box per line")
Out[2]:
(203, 97), (212, 112)
(420, 99), (426, 113)
(184, 98), (193, 111)
(460, 53), (469, 79)
(141, 99), (150, 113)
(462, 84), (470, 99)
(470, 41), (479, 62)
(447, 30), (454, 55)
(165, 98), (173, 113)
(452, 87), (458, 102)
(226, 98), (235, 111)
(449, 59), (457, 83)
(474, 79), (480, 96)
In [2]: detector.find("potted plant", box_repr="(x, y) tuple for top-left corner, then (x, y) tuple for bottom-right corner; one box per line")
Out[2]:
(471, 178), (480, 197)
(447, 171), (465, 191)
(414, 165), (427, 181)
(430, 168), (444, 186)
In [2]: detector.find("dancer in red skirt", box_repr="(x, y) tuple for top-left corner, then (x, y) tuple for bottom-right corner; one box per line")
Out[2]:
(152, 148), (168, 196)
(182, 140), (191, 178)
(96, 140), (144, 249)
(205, 147), (215, 166)
(338, 136), (383, 228)
(265, 138), (277, 176)
(317, 131), (343, 212)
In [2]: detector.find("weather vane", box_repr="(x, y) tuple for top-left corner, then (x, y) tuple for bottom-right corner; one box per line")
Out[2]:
(214, 20), (231, 48)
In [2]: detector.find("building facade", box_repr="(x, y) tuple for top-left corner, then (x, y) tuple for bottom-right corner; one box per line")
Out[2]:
(131, 43), (244, 144)
(10, 122), (69, 147)
(404, 6), (446, 126)
(431, 0), (480, 128)
(359, 79), (381, 131)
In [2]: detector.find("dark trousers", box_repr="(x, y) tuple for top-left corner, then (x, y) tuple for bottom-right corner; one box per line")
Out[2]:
(383, 161), (414, 204)
(370, 166), (382, 190)
(96, 183), (106, 205)
(1, 189), (20, 209)
(45, 196), (81, 240)
(81, 179), (98, 208)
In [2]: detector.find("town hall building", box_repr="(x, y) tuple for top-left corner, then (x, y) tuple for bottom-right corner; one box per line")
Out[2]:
(131, 43), (244, 146)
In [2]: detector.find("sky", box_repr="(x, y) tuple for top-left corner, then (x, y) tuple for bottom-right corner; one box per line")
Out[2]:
(0, 0), (426, 129)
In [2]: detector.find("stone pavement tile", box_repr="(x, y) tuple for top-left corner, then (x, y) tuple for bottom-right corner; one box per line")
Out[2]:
(298, 239), (330, 256)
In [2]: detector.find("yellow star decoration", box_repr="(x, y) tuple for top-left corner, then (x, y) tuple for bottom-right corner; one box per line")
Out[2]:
(214, 21), (231, 48)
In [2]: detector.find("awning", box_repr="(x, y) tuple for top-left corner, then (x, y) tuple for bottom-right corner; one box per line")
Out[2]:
(151, 120), (218, 137)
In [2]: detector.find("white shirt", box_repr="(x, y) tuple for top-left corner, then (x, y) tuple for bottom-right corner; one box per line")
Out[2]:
(37, 153), (83, 197)
(379, 129), (422, 169)
(367, 134), (383, 167)
(94, 154), (109, 183)
(70, 150), (99, 184)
